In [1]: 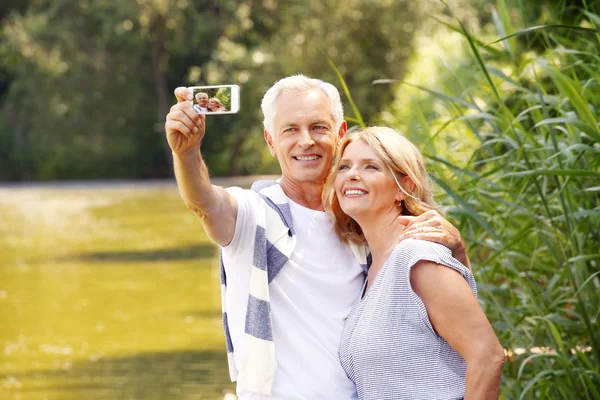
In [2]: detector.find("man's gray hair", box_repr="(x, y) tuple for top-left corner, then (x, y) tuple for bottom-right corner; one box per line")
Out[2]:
(261, 75), (344, 135)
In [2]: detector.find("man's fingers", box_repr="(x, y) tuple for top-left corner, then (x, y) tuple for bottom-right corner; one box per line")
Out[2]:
(170, 100), (201, 122)
(410, 214), (446, 230)
(173, 108), (197, 128)
(404, 226), (431, 236)
(396, 215), (415, 227)
(403, 222), (455, 241)
(398, 229), (443, 240)
(404, 230), (446, 243)
(396, 213), (435, 233)
(196, 113), (206, 131)
(165, 120), (193, 139)
(398, 210), (467, 265)
(174, 86), (193, 103)
(405, 220), (439, 233)
(410, 210), (442, 226)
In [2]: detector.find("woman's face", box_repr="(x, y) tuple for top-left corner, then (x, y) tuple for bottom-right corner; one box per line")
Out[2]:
(334, 139), (401, 221)
(208, 99), (220, 110)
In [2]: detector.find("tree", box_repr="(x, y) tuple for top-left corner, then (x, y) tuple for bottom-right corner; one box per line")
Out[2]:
(0, 0), (228, 179)
(0, 0), (426, 179)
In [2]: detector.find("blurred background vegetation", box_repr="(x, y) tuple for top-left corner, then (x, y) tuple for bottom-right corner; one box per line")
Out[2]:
(1, 0), (599, 399)
(0, 0), (424, 179)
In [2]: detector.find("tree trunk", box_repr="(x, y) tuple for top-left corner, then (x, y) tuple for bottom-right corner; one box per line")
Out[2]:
(228, 133), (247, 175)
(150, 13), (171, 165)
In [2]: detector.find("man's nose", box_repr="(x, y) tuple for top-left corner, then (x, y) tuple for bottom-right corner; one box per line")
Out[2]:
(297, 129), (315, 148)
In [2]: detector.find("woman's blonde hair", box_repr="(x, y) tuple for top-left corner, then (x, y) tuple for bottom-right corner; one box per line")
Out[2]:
(323, 126), (442, 244)
(208, 97), (224, 110)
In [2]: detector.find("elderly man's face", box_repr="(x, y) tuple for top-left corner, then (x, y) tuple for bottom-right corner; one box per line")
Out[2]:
(196, 94), (208, 107)
(265, 89), (344, 186)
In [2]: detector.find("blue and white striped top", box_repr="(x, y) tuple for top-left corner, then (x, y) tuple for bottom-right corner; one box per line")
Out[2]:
(339, 239), (477, 400)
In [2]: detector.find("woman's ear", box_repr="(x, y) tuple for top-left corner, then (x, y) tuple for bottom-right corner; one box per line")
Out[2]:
(394, 190), (404, 203)
(395, 176), (416, 202)
(403, 176), (416, 194)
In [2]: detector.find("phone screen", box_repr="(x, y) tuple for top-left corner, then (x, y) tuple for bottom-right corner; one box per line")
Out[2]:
(189, 85), (240, 114)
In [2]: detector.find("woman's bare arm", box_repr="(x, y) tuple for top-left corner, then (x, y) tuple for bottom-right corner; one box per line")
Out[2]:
(410, 261), (505, 399)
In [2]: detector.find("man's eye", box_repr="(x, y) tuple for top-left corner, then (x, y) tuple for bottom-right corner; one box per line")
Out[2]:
(283, 127), (296, 133)
(314, 125), (327, 130)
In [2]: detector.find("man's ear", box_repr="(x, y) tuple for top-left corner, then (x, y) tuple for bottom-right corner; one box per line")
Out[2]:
(264, 130), (277, 157)
(338, 120), (348, 139)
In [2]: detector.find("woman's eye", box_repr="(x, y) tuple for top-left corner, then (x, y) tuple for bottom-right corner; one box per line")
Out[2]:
(365, 164), (379, 170)
(338, 164), (350, 170)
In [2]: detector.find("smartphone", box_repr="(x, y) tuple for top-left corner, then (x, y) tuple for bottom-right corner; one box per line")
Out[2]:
(188, 84), (240, 114)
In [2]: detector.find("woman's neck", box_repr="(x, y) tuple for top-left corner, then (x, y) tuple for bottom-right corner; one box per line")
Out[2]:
(358, 210), (405, 269)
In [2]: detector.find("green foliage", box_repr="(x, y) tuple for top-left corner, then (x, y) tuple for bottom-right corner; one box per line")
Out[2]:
(194, 0), (424, 175)
(0, 0), (227, 180)
(377, 1), (600, 397)
(0, 0), (424, 179)
(214, 87), (231, 111)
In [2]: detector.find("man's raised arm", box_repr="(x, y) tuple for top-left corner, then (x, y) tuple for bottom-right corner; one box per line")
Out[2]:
(165, 87), (238, 247)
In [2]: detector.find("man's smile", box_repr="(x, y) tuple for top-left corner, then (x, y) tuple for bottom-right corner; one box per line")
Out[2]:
(293, 154), (321, 161)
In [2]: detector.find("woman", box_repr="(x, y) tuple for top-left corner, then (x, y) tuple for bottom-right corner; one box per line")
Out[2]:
(323, 127), (505, 399)
(207, 97), (227, 112)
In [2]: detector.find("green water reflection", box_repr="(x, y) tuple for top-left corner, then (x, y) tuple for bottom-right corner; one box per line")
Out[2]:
(0, 182), (235, 399)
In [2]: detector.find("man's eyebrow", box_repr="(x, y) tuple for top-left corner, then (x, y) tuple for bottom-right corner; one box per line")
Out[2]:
(278, 120), (332, 126)
(312, 120), (332, 126)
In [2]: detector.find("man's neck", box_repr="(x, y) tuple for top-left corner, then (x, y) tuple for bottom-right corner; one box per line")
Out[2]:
(279, 176), (325, 211)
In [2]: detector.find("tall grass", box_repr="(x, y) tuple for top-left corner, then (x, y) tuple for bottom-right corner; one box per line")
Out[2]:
(358, 1), (600, 398)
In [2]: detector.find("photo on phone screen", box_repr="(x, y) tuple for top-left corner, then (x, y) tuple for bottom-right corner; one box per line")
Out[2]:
(188, 85), (240, 114)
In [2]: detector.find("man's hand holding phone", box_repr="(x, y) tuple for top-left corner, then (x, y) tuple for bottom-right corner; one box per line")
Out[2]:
(165, 84), (240, 155)
(165, 87), (205, 156)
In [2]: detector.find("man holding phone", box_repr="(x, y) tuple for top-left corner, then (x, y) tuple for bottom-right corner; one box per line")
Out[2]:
(164, 75), (469, 399)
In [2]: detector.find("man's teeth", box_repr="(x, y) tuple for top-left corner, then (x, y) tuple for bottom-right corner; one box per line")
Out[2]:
(295, 155), (319, 161)
(345, 190), (366, 195)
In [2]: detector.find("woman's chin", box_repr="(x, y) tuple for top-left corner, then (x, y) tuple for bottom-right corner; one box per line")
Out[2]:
(341, 205), (369, 221)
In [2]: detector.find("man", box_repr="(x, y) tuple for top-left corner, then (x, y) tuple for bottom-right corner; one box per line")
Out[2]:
(164, 75), (469, 399)
(193, 91), (209, 112)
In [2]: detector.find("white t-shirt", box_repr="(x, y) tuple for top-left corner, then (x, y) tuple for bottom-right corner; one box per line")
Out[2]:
(222, 187), (364, 400)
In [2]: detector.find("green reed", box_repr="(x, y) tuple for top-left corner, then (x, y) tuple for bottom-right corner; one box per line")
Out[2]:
(346, 1), (600, 398)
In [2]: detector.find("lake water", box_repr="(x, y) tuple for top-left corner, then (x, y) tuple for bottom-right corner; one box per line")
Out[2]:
(0, 179), (274, 400)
